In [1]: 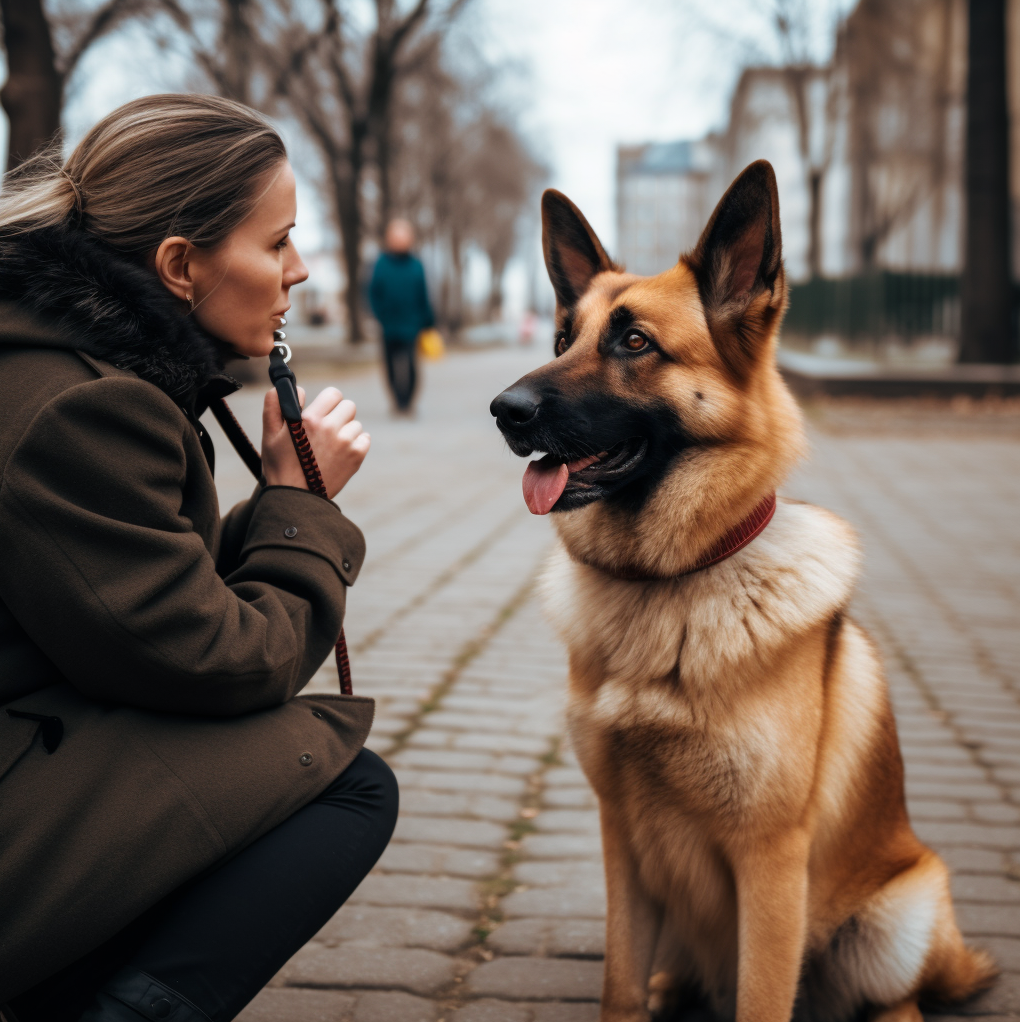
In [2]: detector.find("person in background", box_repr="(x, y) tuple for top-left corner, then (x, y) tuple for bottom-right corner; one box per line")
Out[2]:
(369, 218), (434, 415)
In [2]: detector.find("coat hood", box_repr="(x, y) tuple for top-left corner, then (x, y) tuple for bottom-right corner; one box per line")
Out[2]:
(0, 226), (227, 402)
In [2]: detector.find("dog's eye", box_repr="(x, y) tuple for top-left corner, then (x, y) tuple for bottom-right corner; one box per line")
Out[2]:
(623, 332), (649, 352)
(555, 331), (570, 356)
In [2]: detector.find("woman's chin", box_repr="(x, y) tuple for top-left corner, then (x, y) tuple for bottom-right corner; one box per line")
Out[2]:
(225, 333), (276, 360)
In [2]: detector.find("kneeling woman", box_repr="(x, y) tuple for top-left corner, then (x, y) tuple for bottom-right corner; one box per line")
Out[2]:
(0, 95), (397, 1022)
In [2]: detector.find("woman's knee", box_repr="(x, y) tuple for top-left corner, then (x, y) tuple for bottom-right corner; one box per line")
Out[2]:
(353, 748), (399, 814)
(316, 748), (399, 827)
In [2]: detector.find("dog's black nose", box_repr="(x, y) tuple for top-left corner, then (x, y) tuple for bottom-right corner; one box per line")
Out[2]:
(490, 385), (541, 426)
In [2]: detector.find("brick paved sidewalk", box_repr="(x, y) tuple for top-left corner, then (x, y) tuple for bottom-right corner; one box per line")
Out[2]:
(204, 348), (1019, 1021)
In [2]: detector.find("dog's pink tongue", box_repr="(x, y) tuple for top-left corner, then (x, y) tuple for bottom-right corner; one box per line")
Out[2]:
(523, 460), (569, 515)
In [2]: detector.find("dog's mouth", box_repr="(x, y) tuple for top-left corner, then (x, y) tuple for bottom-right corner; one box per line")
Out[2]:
(522, 437), (648, 515)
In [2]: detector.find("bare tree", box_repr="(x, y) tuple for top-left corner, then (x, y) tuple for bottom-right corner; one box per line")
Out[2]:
(163, 0), (540, 338)
(159, 0), (467, 341)
(838, 0), (961, 272)
(0, 0), (156, 170)
(460, 112), (544, 317)
(165, 0), (260, 105)
(387, 45), (543, 327)
(387, 50), (467, 326)
(770, 0), (837, 279)
(268, 0), (464, 342)
(959, 0), (1013, 363)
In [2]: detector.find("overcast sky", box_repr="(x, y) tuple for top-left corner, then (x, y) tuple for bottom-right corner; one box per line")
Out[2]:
(471, 0), (850, 251)
(3, 0), (849, 270)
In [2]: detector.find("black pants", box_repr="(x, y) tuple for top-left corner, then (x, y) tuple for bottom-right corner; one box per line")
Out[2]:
(10, 749), (398, 1022)
(383, 339), (417, 410)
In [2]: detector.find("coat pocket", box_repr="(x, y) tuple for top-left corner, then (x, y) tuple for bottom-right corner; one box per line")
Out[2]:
(0, 709), (40, 782)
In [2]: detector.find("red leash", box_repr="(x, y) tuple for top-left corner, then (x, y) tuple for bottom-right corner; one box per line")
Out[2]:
(210, 337), (354, 696)
(283, 418), (353, 696)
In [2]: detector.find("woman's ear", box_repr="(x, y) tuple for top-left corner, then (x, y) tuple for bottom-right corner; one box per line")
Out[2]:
(153, 237), (195, 304)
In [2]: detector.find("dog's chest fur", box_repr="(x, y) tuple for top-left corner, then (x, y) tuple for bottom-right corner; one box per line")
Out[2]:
(540, 501), (860, 940)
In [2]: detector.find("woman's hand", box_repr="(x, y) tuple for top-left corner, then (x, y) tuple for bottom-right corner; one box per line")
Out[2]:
(262, 386), (371, 500)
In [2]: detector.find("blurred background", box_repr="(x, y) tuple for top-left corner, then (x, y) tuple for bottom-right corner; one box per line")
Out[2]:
(3, 0), (1020, 374)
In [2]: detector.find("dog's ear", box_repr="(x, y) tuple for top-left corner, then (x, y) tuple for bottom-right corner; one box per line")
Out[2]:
(686, 160), (786, 379)
(542, 189), (616, 310)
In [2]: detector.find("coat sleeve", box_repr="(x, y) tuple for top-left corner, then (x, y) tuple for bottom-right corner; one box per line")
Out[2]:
(0, 377), (365, 717)
(369, 257), (385, 322)
(416, 260), (435, 329)
(217, 485), (262, 577)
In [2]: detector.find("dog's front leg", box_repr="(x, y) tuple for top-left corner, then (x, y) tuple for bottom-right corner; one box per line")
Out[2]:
(599, 810), (663, 1022)
(732, 828), (810, 1022)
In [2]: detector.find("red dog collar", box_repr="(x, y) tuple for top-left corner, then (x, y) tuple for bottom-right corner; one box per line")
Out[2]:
(574, 492), (777, 582)
(690, 491), (777, 573)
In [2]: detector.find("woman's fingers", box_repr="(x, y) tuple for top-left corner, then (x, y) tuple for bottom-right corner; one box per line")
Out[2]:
(263, 387), (284, 431)
(337, 419), (363, 442)
(304, 386), (342, 421)
(322, 398), (357, 433)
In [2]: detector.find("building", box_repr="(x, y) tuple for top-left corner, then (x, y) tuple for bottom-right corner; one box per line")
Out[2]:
(615, 139), (718, 277)
(617, 0), (1020, 286)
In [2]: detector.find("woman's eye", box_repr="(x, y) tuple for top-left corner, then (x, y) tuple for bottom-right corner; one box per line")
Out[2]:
(276, 236), (290, 250)
(623, 332), (648, 351)
(555, 332), (569, 356)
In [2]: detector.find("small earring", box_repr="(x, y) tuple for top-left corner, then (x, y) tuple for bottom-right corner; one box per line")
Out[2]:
(186, 294), (194, 311)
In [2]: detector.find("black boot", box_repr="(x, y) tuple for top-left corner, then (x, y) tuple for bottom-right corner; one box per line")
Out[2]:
(78, 972), (211, 1022)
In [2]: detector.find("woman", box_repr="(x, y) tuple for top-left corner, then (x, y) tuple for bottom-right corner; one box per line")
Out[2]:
(0, 95), (397, 1022)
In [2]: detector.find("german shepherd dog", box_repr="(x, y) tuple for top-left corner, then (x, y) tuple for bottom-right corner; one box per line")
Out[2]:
(490, 162), (996, 1022)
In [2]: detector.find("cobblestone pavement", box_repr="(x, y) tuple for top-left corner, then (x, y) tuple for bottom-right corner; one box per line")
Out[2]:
(204, 348), (1020, 1021)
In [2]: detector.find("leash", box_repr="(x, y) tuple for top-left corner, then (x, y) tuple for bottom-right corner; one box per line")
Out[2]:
(210, 331), (353, 696)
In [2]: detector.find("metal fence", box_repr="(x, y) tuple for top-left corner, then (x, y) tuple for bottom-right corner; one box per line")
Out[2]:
(784, 272), (961, 346)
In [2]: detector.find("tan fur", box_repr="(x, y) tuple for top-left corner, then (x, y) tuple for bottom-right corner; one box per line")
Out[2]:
(525, 166), (996, 1021)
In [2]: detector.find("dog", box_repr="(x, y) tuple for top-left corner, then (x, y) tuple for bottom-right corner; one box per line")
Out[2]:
(490, 161), (996, 1022)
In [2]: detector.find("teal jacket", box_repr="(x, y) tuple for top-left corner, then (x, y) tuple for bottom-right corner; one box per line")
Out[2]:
(369, 252), (434, 344)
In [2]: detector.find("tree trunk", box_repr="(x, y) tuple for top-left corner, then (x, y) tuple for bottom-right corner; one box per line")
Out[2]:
(447, 232), (463, 332)
(488, 254), (507, 319)
(332, 157), (365, 345)
(376, 121), (393, 235)
(959, 0), (1014, 363)
(220, 0), (255, 105)
(806, 170), (823, 279)
(0, 0), (62, 171)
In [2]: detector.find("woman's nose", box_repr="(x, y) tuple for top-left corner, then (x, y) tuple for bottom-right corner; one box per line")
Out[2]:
(285, 245), (310, 288)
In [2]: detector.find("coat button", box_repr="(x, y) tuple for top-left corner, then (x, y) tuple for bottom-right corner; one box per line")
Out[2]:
(342, 559), (351, 570)
(284, 526), (298, 538)
(151, 999), (172, 1019)
(299, 753), (313, 766)
(312, 710), (324, 719)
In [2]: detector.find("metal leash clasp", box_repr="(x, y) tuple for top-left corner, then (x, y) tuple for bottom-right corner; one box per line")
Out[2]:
(268, 325), (301, 423)
(273, 327), (292, 364)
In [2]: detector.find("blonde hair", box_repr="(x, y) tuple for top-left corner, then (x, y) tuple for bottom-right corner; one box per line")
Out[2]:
(0, 94), (286, 255)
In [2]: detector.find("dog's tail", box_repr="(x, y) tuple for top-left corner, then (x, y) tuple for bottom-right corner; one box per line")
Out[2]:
(923, 938), (998, 1005)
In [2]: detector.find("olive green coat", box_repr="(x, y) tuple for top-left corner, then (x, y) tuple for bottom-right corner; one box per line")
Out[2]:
(0, 228), (374, 1000)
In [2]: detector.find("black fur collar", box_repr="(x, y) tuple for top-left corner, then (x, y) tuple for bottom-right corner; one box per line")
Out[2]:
(0, 226), (227, 402)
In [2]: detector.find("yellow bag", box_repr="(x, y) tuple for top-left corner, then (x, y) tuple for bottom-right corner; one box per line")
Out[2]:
(417, 328), (445, 361)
